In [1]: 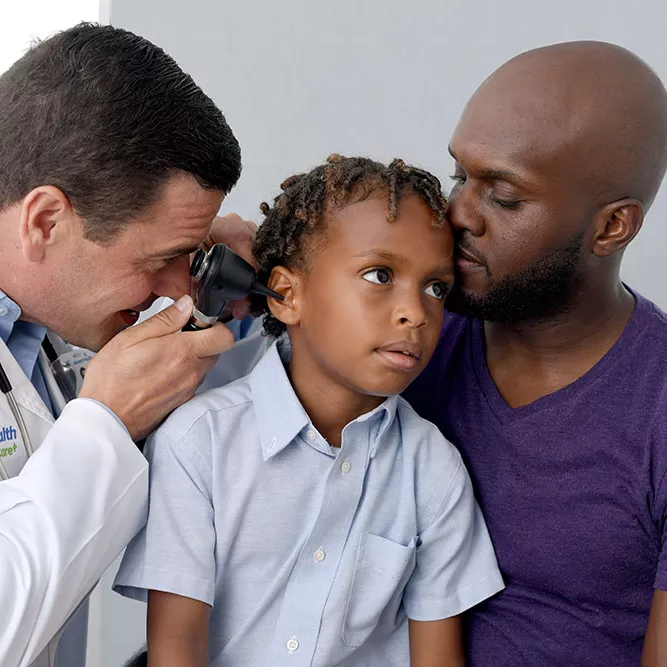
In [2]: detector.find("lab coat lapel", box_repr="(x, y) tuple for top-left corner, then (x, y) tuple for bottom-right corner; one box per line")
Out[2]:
(0, 338), (54, 479)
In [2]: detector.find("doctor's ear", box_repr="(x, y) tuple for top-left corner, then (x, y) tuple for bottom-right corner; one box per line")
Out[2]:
(266, 266), (302, 327)
(19, 186), (79, 262)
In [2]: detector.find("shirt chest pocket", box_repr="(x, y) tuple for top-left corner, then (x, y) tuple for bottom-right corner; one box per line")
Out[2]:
(342, 532), (416, 647)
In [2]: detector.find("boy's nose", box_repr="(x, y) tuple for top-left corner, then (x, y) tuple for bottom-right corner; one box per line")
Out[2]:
(394, 293), (428, 329)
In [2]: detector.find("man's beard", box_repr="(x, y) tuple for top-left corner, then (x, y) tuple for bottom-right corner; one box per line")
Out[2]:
(446, 231), (585, 324)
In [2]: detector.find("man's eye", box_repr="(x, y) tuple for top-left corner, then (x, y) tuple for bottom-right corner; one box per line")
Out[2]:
(494, 198), (521, 210)
(362, 268), (392, 285)
(424, 282), (448, 300)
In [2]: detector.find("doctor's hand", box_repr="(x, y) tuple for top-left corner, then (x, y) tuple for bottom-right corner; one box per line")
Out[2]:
(79, 295), (233, 440)
(204, 213), (258, 321)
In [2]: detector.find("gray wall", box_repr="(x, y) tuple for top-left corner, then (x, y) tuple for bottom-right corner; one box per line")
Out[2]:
(95, 1), (667, 664)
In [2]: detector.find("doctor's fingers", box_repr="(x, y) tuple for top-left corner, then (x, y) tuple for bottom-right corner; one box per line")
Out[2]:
(176, 322), (236, 360)
(204, 213), (258, 266)
(124, 294), (194, 342)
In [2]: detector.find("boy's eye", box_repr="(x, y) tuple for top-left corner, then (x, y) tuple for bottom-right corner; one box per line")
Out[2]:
(362, 268), (392, 285)
(424, 282), (448, 300)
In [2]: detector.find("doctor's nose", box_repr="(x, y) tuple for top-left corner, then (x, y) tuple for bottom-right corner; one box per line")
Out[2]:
(153, 254), (192, 300)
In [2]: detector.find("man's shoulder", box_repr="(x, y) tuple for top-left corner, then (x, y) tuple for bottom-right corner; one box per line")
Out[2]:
(634, 291), (667, 337)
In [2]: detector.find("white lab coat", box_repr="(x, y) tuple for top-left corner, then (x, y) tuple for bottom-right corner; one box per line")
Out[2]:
(0, 336), (148, 667)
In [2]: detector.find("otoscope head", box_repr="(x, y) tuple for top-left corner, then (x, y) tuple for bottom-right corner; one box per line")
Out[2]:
(184, 244), (283, 331)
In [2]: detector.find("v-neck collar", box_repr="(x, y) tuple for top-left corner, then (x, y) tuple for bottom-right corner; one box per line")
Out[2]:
(470, 287), (651, 424)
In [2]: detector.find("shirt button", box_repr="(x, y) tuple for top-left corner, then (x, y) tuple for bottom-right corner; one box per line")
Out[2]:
(286, 636), (299, 652)
(306, 429), (316, 441)
(0, 306), (7, 317)
(313, 547), (326, 563)
(341, 459), (351, 474)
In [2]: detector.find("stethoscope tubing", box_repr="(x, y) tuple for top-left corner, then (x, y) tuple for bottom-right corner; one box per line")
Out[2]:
(0, 360), (35, 481)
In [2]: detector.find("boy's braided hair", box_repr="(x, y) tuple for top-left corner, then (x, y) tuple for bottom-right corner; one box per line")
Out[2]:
(252, 154), (449, 337)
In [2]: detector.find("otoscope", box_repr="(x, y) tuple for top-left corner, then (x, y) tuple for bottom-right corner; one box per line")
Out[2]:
(183, 244), (283, 331)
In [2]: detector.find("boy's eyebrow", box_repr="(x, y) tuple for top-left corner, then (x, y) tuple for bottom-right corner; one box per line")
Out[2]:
(355, 249), (455, 278)
(354, 249), (403, 262)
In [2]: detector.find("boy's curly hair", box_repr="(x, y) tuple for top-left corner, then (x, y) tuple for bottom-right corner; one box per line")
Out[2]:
(252, 154), (449, 337)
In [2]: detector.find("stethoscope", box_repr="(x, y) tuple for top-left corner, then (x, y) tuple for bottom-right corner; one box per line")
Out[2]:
(0, 337), (86, 481)
(0, 361), (34, 481)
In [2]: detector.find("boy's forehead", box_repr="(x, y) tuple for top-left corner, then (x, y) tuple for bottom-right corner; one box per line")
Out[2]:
(323, 194), (453, 265)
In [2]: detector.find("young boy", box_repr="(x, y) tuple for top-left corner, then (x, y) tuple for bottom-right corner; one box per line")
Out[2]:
(114, 155), (504, 666)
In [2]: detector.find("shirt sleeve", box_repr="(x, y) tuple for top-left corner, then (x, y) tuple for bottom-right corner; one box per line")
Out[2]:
(653, 449), (667, 590)
(113, 423), (216, 606)
(0, 399), (147, 667)
(403, 457), (505, 621)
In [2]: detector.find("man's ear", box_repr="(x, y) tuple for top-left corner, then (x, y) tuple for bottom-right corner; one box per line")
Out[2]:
(19, 186), (77, 263)
(591, 198), (643, 258)
(267, 266), (302, 328)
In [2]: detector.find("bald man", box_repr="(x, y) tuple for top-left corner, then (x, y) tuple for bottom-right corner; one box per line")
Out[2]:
(404, 41), (667, 665)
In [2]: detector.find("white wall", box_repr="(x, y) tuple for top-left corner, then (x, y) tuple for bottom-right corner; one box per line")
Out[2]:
(100, 0), (667, 664)
(0, 0), (98, 74)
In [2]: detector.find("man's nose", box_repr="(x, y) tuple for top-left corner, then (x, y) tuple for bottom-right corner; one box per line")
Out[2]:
(448, 184), (485, 237)
(153, 255), (192, 300)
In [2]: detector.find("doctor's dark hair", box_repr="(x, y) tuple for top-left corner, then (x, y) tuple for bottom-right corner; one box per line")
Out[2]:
(252, 154), (449, 338)
(0, 23), (241, 244)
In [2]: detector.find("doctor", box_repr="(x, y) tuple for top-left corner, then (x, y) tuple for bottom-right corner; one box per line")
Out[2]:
(0, 23), (248, 667)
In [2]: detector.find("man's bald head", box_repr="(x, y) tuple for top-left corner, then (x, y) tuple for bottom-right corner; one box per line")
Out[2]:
(446, 42), (667, 323)
(463, 41), (667, 211)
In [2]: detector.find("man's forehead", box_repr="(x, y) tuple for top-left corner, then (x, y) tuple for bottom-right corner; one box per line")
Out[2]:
(451, 86), (582, 185)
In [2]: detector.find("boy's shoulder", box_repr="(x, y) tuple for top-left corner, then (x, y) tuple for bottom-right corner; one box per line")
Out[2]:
(156, 373), (256, 444)
(394, 396), (463, 473)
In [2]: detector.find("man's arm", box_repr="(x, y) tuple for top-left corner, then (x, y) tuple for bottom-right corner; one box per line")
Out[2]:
(642, 590), (667, 666)
(0, 297), (233, 666)
(0, 400), (147, 667)
(409, 617), (466, 666)
(147, 591), (210, 667)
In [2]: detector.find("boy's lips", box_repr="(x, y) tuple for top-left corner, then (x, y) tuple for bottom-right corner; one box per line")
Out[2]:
(375, 340), (423, 372)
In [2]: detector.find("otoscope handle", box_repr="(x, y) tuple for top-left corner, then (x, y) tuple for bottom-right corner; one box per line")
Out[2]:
(182, 319), (207, 332)
(182, 312), (236, 332)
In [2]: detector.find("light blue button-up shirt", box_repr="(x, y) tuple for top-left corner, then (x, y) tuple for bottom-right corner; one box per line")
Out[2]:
(115, 339), (503, 666)
(0, 292), (51, 410)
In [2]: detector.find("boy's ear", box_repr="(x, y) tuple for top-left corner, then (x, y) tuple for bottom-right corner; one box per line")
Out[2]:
(267, 266), (302, 327)
(19, 185), (78, 262)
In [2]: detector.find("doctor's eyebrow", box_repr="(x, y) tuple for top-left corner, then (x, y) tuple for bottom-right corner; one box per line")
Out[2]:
(152, 244), (201, 259)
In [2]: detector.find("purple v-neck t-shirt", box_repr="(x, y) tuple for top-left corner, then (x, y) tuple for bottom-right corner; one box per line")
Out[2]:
(404, 290), (667, 666)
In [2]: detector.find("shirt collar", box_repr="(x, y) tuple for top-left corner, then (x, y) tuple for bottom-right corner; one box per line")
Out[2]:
(248, 338), (311, 461)
(0, 290), (22, 344)
(354, 395), (398, 458)
(248, 337), (399, 461)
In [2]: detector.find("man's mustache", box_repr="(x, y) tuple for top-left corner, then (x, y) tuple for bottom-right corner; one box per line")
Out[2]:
(455, 234), (488, 267)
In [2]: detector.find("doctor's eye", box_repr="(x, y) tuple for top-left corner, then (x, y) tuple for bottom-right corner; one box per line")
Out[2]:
(424, 282), (449, 300)
(362, 268), (392, 285)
